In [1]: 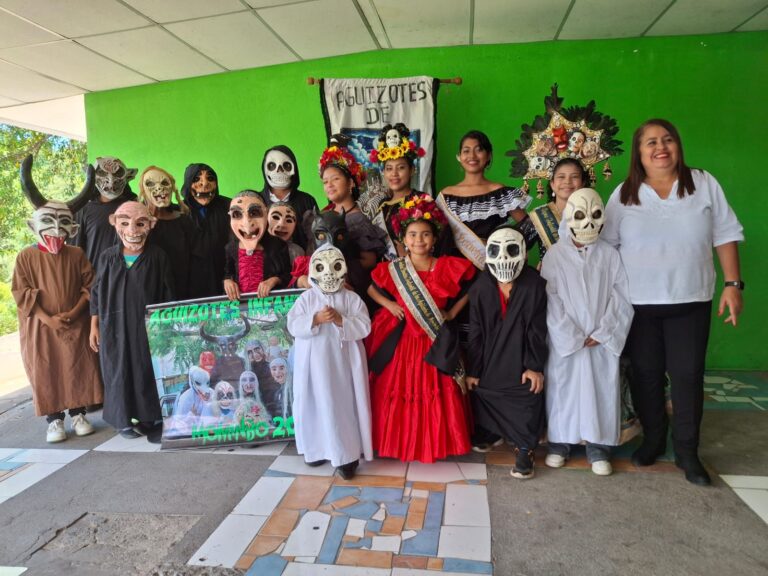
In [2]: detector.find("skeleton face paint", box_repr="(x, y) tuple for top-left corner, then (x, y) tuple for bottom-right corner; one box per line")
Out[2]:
(264, 150), (295, 190)
(311, 210), (347, 250)
(229, 193), (267, 253)
(109, 201), (156, 255)
(199, 351), (216, 374)
(270, 359), (287, 384)
(28, 201), (78, 254)
(385, 128), (402, 148)
(215, 381), (236, 410)
(486, 228), (526, 284)
(95, 157), (137, 201)
(190, 169), (217, 206)
(189, 365), (212, 401)
(142, 167), (174, 209)
(267, 204), (297, 242)
(565, 188), (605, 246)
(309, 246), (347, 294)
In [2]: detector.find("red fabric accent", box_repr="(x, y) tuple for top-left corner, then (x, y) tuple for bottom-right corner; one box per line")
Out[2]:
(366, 256), (475, 463)
(238, 249), (264, 293)
(498, 285), (508, 318)
(289, 255), (310, 288)
(37, 242), (50, 253)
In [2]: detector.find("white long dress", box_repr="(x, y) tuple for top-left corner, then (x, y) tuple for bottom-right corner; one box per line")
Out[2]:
(287, 286), (373, 467)
(540, 236), (634, 446)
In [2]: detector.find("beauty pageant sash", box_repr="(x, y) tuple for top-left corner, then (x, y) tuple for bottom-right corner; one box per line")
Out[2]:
(529, 202), (562, 250)
(435, 194), (486, 270)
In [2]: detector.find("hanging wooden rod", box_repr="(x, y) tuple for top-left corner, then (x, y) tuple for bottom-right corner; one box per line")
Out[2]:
(306, 77), (462, 85)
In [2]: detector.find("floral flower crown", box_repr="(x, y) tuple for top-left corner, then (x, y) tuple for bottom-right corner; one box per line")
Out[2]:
(369, 136), (426, 164)
(390, 194), (447, 239)
(319, 145), (366, 186)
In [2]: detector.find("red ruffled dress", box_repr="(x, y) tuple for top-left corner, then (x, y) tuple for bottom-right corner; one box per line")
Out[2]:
(367, 256), (475, 463)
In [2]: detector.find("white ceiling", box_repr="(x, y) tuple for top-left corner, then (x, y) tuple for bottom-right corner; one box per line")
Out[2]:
(0, 0), (766, 138)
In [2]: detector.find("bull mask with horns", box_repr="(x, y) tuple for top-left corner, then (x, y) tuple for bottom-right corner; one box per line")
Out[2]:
(199, 316), (252, 357)
(21, 154), (96, 254)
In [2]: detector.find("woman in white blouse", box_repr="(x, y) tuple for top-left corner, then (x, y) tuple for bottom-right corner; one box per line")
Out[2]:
(602, 119), (744, 486)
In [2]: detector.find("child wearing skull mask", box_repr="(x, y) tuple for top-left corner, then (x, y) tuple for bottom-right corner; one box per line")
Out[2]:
(466, 225), (548, 479)
(89, 201), (175, 440)
(223, 190), (291, 301)
(13, 155), (103, 442)
(288, 245), (372, 479)
(366, 195), (475, 463)
(539, 188), (634, 476)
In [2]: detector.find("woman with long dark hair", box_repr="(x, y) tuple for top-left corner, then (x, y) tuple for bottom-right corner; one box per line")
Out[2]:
(602, 119), (744, 486)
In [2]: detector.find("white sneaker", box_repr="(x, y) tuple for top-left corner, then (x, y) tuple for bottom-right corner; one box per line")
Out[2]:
(46, 419), (67, 443)
(545, 453), (566, 468)
(592, 460), (613, 476)
(72, 413), (95, 437)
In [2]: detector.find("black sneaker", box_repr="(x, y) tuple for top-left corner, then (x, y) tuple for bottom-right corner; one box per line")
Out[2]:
(119, 427), (142, 439)
(305, 459), (328, 467)
(510, 448), (535, 479)
(337, 460), (359, 480)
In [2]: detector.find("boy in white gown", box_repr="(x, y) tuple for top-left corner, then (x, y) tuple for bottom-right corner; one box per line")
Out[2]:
(287, 244), (373, 479)
(540, 188), (634, 476)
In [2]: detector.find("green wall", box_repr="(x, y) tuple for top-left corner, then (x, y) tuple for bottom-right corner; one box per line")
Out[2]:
(86, 32), (768, 370)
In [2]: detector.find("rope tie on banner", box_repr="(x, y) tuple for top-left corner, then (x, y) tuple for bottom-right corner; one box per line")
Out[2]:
(306, 77), (462, 85)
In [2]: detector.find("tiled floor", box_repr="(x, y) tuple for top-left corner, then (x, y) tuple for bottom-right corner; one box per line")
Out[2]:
(189, 459), (494, 575)
(0, 448), (87, 505)
(720, 475), (768, 524)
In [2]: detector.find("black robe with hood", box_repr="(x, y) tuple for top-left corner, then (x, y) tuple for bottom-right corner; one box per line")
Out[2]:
(259, 145), (319, 250)
(71, 188), (137, 272)
(181, 163), (231, 298)
(91, 243), (175, 429)
(467, 266), (548, 450)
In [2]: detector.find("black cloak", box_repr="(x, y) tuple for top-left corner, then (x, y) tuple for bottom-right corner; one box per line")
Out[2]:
(90, 244), (175, 429)
(181, 163), (231, 298)
(467, 266), (548, 450)
(147, 208), (199, 301)
(259, 145), (319, 250)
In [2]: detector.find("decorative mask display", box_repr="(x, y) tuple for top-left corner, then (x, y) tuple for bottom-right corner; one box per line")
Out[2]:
(485, 227), (526, 283)
(228, 191), (267, 254)
(214, 381), (236, 411)
(310, 209), (348, 250)
(309, 245), (347, 294)
(108, 201), (156, 254)
(565, 188), (605, 246)
(507, 84), (622, 198)
(190, 168), (217, 206)
(267, 201), (298, 242)
(369, 123), (425, 165)
(20, 154), (95, 254)
(264, 149), (295, 189)
(140, 166), (175, 209)
(95, 156), (137, 201)
(189, 365), (212, 401)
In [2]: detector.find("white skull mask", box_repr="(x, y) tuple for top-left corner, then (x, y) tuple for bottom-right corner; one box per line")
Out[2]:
(385, 129), (402, 148)
(309, 246), (347, 294)
(264, 150), (295, 189)
(568, 131), (585, 153)
(142, 168), (174, 208)
(189, 366), (212, 401)
(28, 201), (78, 254)
(215, 381), (236, 410)
(530, 156), (551, 173)
(565, 188), (605, 246)
(486, 228), (526, 283)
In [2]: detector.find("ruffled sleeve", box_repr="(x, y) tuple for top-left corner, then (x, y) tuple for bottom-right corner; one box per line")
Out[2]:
(370, 261), (396, 296)
(498, 186), (533, 212)
(434, 256), (476, 299)
(288, 255), (310, 288)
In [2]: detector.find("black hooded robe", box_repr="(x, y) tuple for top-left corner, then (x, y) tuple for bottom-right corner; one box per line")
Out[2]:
(259, 145), (319, 250)
(181, 164), (231, 298)
(91, 244), (174, 429)
(71, 191), (137, 272)
(147, 209), (199, 301)
(467, 266), (548, 450)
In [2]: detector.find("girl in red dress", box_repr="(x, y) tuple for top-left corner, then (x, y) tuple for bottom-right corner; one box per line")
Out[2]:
(366, 195), (475, 463)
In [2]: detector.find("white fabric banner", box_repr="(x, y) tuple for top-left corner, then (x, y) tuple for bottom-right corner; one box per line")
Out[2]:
(320, 76), (438, 195)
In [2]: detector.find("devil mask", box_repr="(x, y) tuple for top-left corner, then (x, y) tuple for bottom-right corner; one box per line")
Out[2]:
(310, 209), (348, 250)
(20, 154), (95, 254)
(229, 191), (267, 254)
(109, 201), (156, 255)
(95, 157), (137, 201)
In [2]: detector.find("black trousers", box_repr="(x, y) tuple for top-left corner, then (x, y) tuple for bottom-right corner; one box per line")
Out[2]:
(46, 407), (86, 423)
(626, 301), (711, 455)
